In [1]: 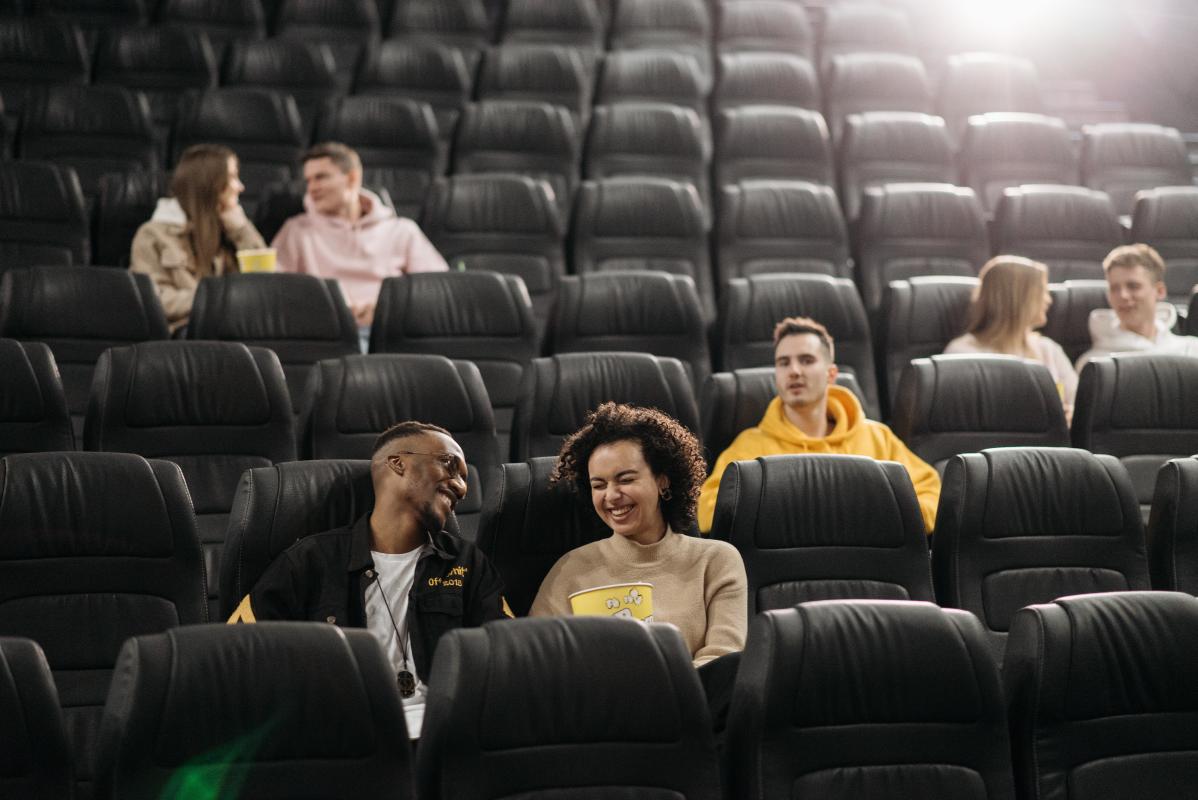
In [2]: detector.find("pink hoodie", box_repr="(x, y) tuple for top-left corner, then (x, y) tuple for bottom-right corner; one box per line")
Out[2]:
(272, 190), (448, 308)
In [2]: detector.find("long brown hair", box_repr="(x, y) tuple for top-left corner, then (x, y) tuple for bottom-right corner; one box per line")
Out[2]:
(964, 255), (1049, 356)
(171, 144), (237, 277)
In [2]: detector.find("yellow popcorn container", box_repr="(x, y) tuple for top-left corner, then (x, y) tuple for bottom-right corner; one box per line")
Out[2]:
(236, 247), (277, 273)
(568, 582), (654, 622)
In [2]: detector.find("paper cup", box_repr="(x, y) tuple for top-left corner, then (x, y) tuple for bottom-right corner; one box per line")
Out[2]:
(568, 582), (654, 622)
(236, 247), (277, 273)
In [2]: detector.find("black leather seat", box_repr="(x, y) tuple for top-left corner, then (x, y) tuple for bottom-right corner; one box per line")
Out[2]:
(95, 169), (166, 267)
(420, 173), (565, 329)
(511, 352), (700, 461)
(0, 18), (88, 119)
(714, 106), (832, 190)
(84, 341), (295, 616)
(1004, 591), (1198, 800)
(572, 177), (714, 320)
(699, 367), (866, 468)
(993, 185), (1124, 283)
(187, 273), (358, 411)
(316, 96), (445, 219)
(0, 637), (73, 800)
(892, 355), (1070, 472)
(0, 266), (168, 433)
(1073, 354), (1198, 511)
(855, 183), (989, 314)
(1131, 186), (1198, 303)
(712, 52), (819, 114)
(1041, 278), (1110, 362)
(18, 85), (157, 199)
(838, 111), (957, 221)
(608, 0), (712, 90)
(274, 0), (381, 77)
(156, 0), (267, 58)
(0, 451), (206, 800)
(300, 354), (499, 539)
(818, 2), (915, 73)
(501, 0), (604, 51)
(0, 161), (89, 268)
(596, 50), (707, 114)
(1081, 122), (1192, 218)
(93, 27), (218, 135)
(716, 180), (849, 286)
(387, 0), (491, 71)
(476, 44), (593, 123)
(370, 270), (538, 447)
(33, 0), (146, 40)
(452, 99), (580, 215)
(711, 455), (933, 611)
(353, 40), (474, 141)
(937, 52), (1042, 143)
(959, 112), (1078, 215)
(585, 101), (711, 218)
(728, 600), (1014, 800)
(716, 0), (813, 59)
(96, 624), (414, 799)
(475, 457), (610, 615)
(222, 39), (341, 138)
(0, 339), (73, 455)
(550, 271), (711, 389)
(880, 276), (977, 410)
(417, 616), (721, 799)
(717, 273), (879, 417)
(1147, 457), (1198, 593)
(172, 88), (307, 212)
(933, 447), (1151, 661)
(825, 52), (932, 142)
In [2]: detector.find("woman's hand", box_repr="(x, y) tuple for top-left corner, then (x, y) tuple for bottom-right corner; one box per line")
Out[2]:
(218, 202), (250, 232)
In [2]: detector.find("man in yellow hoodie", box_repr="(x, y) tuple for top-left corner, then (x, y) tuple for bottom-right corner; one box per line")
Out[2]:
(699, 316), (940, 534)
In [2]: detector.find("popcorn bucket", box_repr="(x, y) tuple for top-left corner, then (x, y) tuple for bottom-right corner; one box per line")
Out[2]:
(568, 582), (654, 622)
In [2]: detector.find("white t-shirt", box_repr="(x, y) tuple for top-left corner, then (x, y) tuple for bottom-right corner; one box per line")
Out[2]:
(365, 547), (428, 739)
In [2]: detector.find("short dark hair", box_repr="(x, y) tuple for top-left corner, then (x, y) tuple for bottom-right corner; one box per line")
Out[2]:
(302, 141), (361, 174)
(772, 316), (835, 360)
(372, 421), (452, 456)
(549, 402), (706, 533)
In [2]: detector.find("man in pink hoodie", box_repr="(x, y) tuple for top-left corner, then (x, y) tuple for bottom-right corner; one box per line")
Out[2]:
(273, 142), (448, 333)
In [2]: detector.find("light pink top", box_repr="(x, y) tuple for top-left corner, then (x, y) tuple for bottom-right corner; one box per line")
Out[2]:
(944, 332), (1078, 411)
(272, 190), (448, 308)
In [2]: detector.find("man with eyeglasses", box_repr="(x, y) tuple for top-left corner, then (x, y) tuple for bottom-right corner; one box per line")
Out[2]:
(228, 420), (511, 739)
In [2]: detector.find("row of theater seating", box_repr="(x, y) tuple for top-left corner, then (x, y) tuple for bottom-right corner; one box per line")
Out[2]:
(7, 592), (1198, 798)
(4, 444), (1198, 797)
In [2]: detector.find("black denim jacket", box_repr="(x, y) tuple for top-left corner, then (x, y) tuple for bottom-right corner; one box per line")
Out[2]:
(247, 514), (508, 679)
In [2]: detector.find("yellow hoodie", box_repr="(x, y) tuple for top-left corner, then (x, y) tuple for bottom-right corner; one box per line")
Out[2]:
(698, 386), (940, 534)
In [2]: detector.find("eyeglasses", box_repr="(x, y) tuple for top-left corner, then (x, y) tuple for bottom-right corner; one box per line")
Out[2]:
(390, 451), (465, 475)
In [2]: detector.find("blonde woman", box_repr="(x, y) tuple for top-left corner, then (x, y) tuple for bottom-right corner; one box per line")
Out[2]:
(130, 144), (265, 331)
(945, 255), (1077, 417)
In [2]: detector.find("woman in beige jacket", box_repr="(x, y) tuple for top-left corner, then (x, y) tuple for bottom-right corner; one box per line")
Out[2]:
(130, 144), (265, 332)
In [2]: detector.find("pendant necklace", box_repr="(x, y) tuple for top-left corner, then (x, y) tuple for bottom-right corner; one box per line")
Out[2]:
(372, 572), (417, 699)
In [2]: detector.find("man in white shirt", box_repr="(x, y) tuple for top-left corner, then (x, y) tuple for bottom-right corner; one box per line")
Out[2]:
(1076, 243), (1198, 370)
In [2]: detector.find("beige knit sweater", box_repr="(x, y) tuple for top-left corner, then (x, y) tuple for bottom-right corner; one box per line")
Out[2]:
(529, 531), (748, 666)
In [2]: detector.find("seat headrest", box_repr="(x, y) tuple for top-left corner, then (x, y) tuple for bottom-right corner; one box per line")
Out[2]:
(191, 273), (349, 341)
(0, 452), (190, 559)
(1132, 186), (1198, 238)
(569, 272), (695, 336)
(921, 355), (1065, 433)
(727, 180), (845, 240)
(383, 272), (531, 338)
(717, 107), (827, 159)
(615, 0), (709, 32)
(329, 96), (438, 149)
(843, 112), (952, 161)
(0, 637), (72, 790)
(182, 88), (305, 146)
(0, 18), (87, 66)
(1085, 123), (1187, 167)
(106, 624), (403, 765)
(96, 25), (215, 73)
(0, 161), (86, 222)
(457, 100), (576, 154)
(829, 53), (928, 94)
(276, 0), (379, 30)
(364, 40), (472, 90)
(965, 448), (1131, 538)
(889, 276), (976, 344)
(225, 39), (338, 87)
(965, 112), (1072, 160)
(332, 355), (479, 433)
(586, 177), (705, 237)
(115, 341), (273, 426)
(860, 183), (986, 240)
(26, 85), (153, 137)
(1094, 354), (1198, 430)
(732, 274), (867, 344)
(778, 601), (994, 725)
(0, 339), (47, 421)
(1010, 591), (1198, 720)
(442, 173), (558, 234)
(998, 185), (1121, 241)
(600, 50), (705, 100)
(0, 266), (166, 340)
(590, 102), (706, 158)
(716, 53), (817, 105)
(545, 353), (682, 433)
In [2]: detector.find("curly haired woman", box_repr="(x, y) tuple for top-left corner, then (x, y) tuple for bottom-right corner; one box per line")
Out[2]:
(529, 402), (747, 667)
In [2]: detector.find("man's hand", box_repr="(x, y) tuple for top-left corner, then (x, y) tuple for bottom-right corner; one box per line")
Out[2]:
(351, 301), (376, 327)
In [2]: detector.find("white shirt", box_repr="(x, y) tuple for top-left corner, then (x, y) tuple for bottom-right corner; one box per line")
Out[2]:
(365, 547), (428, 739)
